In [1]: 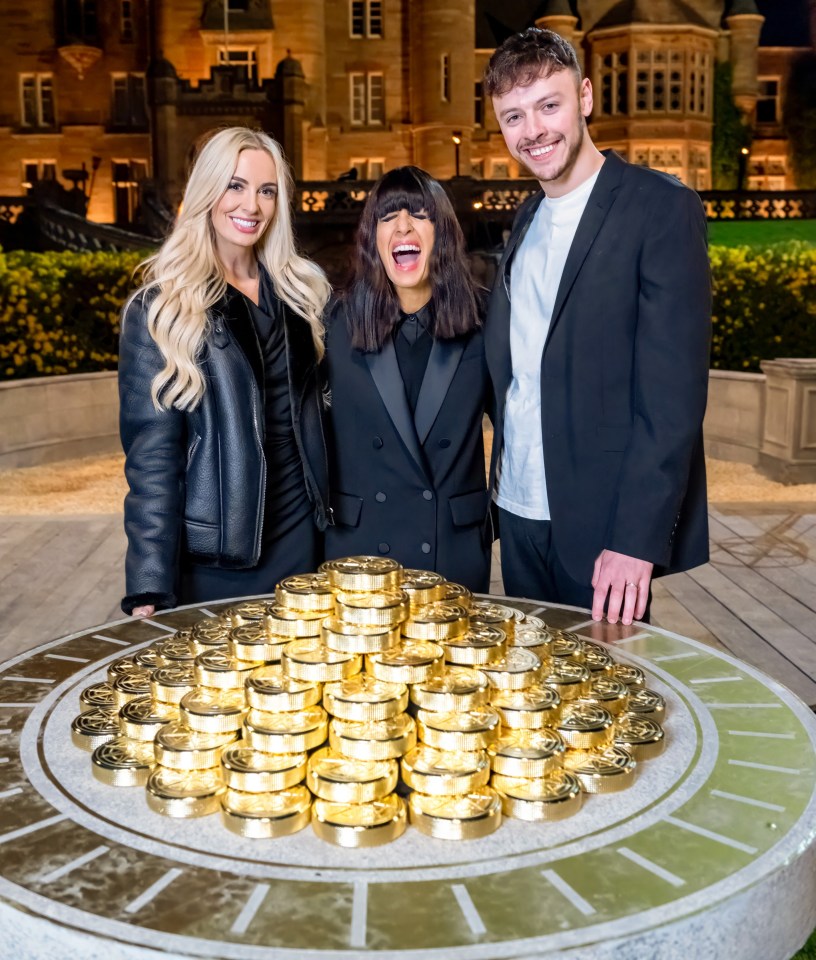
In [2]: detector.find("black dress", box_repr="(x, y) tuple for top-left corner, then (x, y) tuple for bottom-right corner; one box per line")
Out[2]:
(179, 273), (319, 603)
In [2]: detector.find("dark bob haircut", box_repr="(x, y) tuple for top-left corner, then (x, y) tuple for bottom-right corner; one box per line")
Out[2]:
(343, 166), (480, 352)
(484, 27), (581, 99)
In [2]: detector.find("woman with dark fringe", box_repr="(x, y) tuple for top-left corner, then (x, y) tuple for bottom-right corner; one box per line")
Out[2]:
(323, 166), (493, 591)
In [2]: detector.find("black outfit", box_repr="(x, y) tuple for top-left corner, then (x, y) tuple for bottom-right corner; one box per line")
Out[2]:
(485, 150), (711, 603)
(324, 300), (493, 592)
(119, 270), (329, 613)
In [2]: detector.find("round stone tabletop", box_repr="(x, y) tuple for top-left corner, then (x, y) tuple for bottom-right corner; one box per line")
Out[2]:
(1, 597), (815, 960)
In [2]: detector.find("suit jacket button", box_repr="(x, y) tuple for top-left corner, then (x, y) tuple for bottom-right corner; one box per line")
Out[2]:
(439, 439), (451, 448)
(378, 542), (390, 554)
(373, 437), (384, 449)
(421, 542), (431, 554)
(422, 490), (433, 501)
(375, 492), (387, 502)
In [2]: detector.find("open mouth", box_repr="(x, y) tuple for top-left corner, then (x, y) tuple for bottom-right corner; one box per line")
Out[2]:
(392, 243), (421, 270)
(526, 141), (559, 160)
(230, 216), (260, 233)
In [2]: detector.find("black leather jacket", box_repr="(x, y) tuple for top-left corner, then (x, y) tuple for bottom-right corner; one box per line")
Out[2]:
(118, 287), (329, 614)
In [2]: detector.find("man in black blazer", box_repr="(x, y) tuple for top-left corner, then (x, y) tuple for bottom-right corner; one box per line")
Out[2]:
(484, 28), (711, 624)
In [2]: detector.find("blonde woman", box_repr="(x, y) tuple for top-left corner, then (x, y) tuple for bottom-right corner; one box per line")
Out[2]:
(119, 127), (331, 616)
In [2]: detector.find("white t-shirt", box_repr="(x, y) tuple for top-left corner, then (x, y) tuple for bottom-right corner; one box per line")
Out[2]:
(496, 171), (600, 520)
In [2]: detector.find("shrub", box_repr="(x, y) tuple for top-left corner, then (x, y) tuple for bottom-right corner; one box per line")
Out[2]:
(0, 248), (145, 379)
(709, 242), (816, 372)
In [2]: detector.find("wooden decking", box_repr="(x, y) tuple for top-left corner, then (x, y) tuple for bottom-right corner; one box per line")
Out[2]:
(1, 502), (816, 704)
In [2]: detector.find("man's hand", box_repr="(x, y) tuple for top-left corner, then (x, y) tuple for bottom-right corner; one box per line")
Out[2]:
(591, 550), (653, 625)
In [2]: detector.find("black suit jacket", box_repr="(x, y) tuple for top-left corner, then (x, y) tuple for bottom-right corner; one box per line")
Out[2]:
(324, 302), (493, 591)
(485, 150), (711, 585)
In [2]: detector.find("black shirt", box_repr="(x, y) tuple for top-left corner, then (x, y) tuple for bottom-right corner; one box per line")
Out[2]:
(393, 302), (433, 413)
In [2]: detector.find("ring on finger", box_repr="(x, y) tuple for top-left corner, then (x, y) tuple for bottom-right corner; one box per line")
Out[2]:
(625, 581), (638, 590)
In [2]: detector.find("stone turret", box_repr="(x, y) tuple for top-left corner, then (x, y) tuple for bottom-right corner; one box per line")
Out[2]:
(535, 0), (583, 73)
(725, 0), (764, 118)
(411, 0), (475, 177)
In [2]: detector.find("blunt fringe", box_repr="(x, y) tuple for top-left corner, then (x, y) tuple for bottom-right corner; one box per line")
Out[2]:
(343, 166), (480, 352)
(127, 126), (331, 412)
(484, 27), (581, 98)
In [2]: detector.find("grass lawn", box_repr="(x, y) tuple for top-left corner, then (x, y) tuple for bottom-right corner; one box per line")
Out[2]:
(795, 931), (816, 959)
(708, 218), (816, 247)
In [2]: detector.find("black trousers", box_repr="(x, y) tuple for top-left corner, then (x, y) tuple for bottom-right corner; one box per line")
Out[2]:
(498, 508), (652, 621)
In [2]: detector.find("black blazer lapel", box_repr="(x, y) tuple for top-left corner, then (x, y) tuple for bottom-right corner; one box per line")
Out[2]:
(414, 337), (466, 446)
(544, 151), (626, 351)
(364, 342), (429, 480)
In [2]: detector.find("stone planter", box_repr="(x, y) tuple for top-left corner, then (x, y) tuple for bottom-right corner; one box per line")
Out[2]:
(758, 358), (816, 483)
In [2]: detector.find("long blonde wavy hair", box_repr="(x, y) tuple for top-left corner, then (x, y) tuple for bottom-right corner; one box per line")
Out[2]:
(133, 127), (331, 411)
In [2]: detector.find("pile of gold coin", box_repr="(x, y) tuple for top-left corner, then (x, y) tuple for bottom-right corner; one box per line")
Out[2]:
(71, 557), (667, 846)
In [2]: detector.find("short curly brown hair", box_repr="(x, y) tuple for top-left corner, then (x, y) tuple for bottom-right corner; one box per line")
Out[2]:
(484, 27), (581, 98)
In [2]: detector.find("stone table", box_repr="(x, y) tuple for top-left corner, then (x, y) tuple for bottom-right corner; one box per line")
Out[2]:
(1, 598), (815, 959)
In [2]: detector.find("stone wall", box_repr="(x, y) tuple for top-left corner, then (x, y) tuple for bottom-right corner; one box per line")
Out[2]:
(704, 369), (766, 465)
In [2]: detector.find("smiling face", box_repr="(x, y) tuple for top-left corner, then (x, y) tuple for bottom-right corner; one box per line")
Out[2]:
(375, 208), (435, 313)
(211, 148), (278, 261)
(492, 67), (597, 196)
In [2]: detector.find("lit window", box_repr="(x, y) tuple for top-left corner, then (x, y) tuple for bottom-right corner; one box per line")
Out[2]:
(756, 78), (780, 124)
(350, 72), (385, 125)
(350, 0), (383, 38)
(20, 74), (55, 127)
(351, 158), (385, 179)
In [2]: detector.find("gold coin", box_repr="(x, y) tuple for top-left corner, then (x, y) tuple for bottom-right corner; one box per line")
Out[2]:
(312, 794), (407, 847)
(264, 604), (326, 639)
(107, 657), (146, 683)
(329, 713), (417, 760)
(228, 622), (289, 663)
(321, 618), (401, 655)
(613, 663), (647, 688)
(194, 649), (264, 690)
(552, 634), (585, 662)
(410, 667), (490, 712)
(487, 728), (566, 778)
(416, 705), (501, 752)
(564, 744), (637, 794)
(614, 713), (666, 759)
(221, 785), (312, 838)
(323, 674), (408, 721)
(71, 707), (121, 751)
(91, 736), (156, 787)
(582, 640), (615, 674)
(510, 624), (554, 662)
(153, 637), (197, 666)
(150, 664), (197, 704)
(493, 770), (583, 821)
(580, 676), (630, 716)
(190, 618), (231, 652)
(469, 601), (517, 640)
(111, 672), (152, 708)
(477, 648), (541, 690)
(557, 702), (615, 750)
(118, 695), (177, 741)
(409, 787), (502, 840)
(366, 639), (445, 684)
(319, 556), (403, 593)
(244, 704), (329, 754)
(282, 639), (362, 683)
(146, 767), (225, 818)
(133, 648), (161, 671)
(79, 681), (116, 712)
(522, 615), (547, 629)
(245, 664), (322, 712)
(153, 721), (237, 770)
(542, 659), (592, 700)
(401, 602), (469, 641)
(442, 625), (507, 665)
(220, 745), (307, 792)
(223, 600), (270, 627)
(306, 747), (398, 802)
(335, 590), (410, 627)
(400, 569), (446, 608)
(440, 582), (473, 609)
(276, 573), (336, 612)
(627, 687), (667, 719)
(179, 688), (247, 734)
(490, 684), (562, 729)
(401, 745), (490, 795)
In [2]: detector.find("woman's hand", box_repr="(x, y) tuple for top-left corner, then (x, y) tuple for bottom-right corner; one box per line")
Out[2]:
(131, 605), (155, 618)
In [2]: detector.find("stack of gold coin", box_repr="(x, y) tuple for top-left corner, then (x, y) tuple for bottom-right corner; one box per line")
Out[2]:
(400, 569), (446, 610)
(320, 556), (403, 593)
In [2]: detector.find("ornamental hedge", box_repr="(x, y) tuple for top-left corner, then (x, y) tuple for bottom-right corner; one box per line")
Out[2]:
(1, 243), (815, 379)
